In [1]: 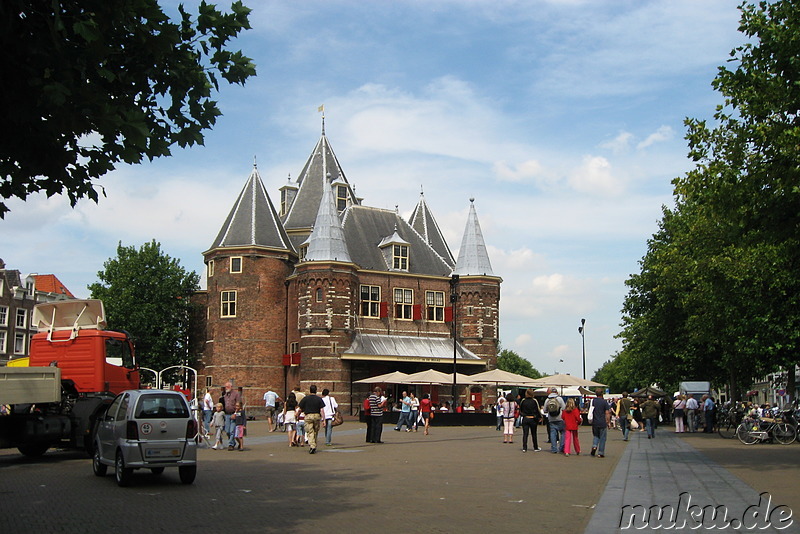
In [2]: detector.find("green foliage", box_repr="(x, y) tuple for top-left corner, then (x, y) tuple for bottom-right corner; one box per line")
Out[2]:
(614, 0), (800, 400)
(89, 240), (200, 372)
(497, 349), (543, 379)
(0, 0), (256, 218)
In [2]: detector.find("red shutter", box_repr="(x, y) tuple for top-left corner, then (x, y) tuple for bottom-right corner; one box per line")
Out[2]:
(379, 301), (389, 318)
(412, 304), (422, 321)
(282, 353), (302, 366)
(444, 306), (453, 323)
(282, 354), (291, 366)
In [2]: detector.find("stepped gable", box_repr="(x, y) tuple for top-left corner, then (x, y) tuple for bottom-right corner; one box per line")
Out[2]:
(208, 166), (295, 253)
(342, 205), (453, 276)
(304, 174), (352, 263)
(408, 190), (455, 266)
(453, 198), (494, 276)
(281, 133), (358, 248)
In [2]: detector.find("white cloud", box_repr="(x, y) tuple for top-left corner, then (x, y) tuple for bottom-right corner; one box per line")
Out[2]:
(600, 131), (634, 154)
(568, 155), (624, 196)
(492, 159), (542, 182)
(637, 125), (675, 149)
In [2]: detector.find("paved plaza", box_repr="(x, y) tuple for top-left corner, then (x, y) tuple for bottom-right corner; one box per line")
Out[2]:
(1, 419), (798, 533)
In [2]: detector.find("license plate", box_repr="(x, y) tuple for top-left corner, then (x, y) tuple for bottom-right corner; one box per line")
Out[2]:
(145, 448), (180, 459)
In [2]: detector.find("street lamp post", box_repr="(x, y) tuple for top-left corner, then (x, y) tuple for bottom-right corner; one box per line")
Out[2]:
(578, 318), (586, 380)
(450, 274), (460, 408)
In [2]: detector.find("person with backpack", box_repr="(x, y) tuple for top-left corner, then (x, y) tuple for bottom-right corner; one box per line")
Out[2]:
(544, 387), (566, 454)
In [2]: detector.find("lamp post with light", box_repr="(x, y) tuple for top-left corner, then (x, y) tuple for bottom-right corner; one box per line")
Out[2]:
(450, 274), (460, 408)
(578, 318), (586, 380)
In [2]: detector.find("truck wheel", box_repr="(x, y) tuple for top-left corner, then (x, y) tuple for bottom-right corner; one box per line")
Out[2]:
(178, 465), (197, 484)
(18, 443), (50, 458)
(115, 451), (133, 487)
(92, 448), (107, 477)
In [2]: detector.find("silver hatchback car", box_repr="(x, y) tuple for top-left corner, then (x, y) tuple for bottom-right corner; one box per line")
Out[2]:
(92, 389), (198, 486)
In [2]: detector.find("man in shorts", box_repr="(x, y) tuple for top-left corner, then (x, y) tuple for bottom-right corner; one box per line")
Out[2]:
(263, 387), (282, 432)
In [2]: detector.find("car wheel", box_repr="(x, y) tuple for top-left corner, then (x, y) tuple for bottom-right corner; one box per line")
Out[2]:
(178, 465), (197, 485)
(17, 443), (51, 458)
(150, 467), (165, 475)
(115, 451), (133, 487)
(92, 448), (107, 477)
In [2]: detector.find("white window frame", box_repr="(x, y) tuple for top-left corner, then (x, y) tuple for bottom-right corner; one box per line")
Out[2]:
(207, 260), (215, 277)
(221, 290), (237, 318)
(0, 331), (6, 353)
(426, 291), (445, 322)
(394, 288), (413, 320)
(14, 333), (26, 354)
(230, 256), (243, 274)
(0, 306), (7, 326)
(16, 308), (27, 328)
(360, 285), (381, 317)
(393, 245), (409, 270)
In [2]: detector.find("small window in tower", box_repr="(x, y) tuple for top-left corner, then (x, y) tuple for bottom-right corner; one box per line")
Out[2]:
(331, 341), (338, 354)
(206, 376), (212, 387)
(207, 260), (215, 277)
(230, 256), (242, 273)
(393, 245), (409, 271)
(337, 185), (348, 211)
(299, 244), (308, 262)
(316, 287), (323, 302)
(467, 306), (474, 316)
(290, 342), (299, 354)
(221, 290), (237, 317)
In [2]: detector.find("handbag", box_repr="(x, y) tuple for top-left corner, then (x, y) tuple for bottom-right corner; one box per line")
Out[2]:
(630, 418), (639, 429)
(331, 408), (343, 427)
(588, 403), (594, 423)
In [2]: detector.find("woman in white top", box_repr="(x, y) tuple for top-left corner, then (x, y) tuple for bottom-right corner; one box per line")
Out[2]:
(321, 388), (339, 446)
(202, 388), (214, 435)
(410, 392), (420, 432)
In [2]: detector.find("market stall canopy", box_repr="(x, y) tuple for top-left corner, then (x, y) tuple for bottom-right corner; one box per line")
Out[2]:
(405, 369), (478, 385)
(630, 385), (668, 398)
(353, 371), (411, 384)
(468, 369), (541, 386)
(529, 373), (607, 389)
(535, 387), (583, 397)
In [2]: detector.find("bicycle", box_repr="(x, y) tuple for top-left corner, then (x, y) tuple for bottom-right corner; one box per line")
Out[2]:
(736, 415), (797, 445)
(717, 402), (745, 439)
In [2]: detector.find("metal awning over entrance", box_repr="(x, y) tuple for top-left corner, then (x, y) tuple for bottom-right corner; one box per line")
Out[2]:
(342, 333), (486, 366)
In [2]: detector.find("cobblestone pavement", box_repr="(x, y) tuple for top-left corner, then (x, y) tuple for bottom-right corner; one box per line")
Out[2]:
(0, 421), (797, 533)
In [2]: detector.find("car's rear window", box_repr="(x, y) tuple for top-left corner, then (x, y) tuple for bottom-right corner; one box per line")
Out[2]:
(134, 394), (190, 419)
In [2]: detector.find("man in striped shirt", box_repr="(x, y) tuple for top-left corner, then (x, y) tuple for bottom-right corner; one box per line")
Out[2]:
(369, 387), (386, 443)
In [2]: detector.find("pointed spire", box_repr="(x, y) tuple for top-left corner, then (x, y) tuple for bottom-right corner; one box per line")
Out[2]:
(304, 175), (352, 263)
(207, 166), (295, 253)
(453, 198), (493, 276)
(408, 190), (455, 265)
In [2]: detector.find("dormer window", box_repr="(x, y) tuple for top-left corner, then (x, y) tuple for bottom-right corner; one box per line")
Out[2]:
(336, 185), (348, 212)
(393, 245), (408, 270)
(299, 244), (308, 262)
(379, 228), (411, 272)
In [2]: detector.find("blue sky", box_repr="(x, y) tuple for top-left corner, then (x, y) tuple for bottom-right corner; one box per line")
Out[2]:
(3, 0), (745, 378)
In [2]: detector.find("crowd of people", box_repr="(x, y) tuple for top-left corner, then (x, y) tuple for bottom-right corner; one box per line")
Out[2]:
(197, 382), (725, 456)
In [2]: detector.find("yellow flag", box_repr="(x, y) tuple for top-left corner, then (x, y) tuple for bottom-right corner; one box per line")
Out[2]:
(318, 105), (324, 113)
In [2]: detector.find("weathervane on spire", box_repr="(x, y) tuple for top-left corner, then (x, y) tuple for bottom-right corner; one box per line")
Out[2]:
(253, 155), (257, 168)
(318, 104), (325, 135)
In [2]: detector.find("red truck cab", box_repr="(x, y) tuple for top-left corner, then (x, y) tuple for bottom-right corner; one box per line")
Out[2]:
(30, 299), (139, 395)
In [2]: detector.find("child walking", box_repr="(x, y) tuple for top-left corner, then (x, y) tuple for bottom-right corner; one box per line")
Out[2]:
(211, 403), (225, 450)
(233, 402), (246, 451)
(562, 398), (582, 456)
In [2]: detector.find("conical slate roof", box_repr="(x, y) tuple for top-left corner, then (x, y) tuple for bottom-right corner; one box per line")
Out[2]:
(453, 199), (494, 276)
(408, 191), (455, 266)
(281, 134), (358, 245)
(304, 177), (352, 263)
(207, 166), (295, 253)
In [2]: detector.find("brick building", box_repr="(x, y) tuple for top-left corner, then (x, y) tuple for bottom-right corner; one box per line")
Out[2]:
(191, 127), (501, 415)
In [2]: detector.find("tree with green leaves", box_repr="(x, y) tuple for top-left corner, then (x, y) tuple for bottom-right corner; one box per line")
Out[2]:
(0, 0), (256, 218)
(616, 0), (800, 401)
(497, 349), (542, 379)
(89, 240), (200, 373)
